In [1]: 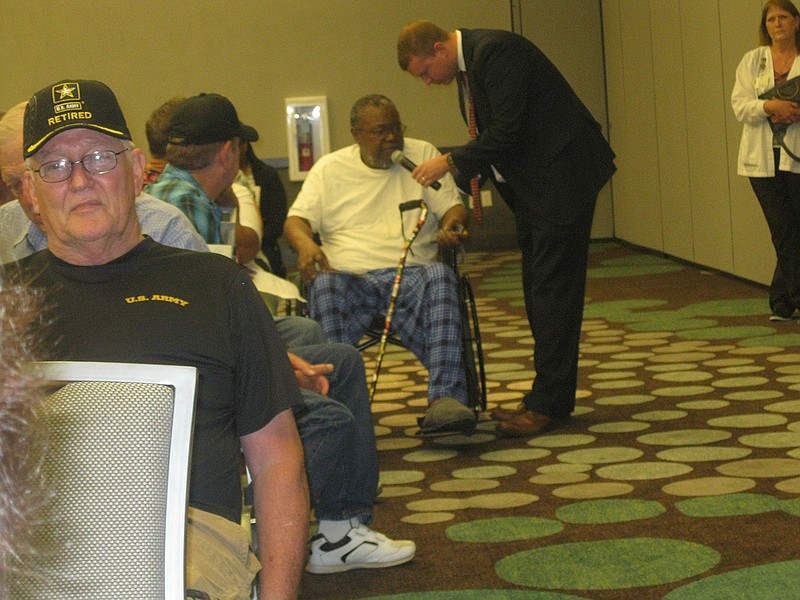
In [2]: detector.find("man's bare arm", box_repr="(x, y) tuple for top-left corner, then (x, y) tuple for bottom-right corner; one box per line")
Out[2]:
(241, 409), (309, 599)
(437, 204), (469, 247)
(283, 216), (331, 284)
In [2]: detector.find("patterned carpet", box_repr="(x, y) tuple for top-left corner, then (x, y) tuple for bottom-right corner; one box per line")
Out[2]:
(298, 241), (800, 600)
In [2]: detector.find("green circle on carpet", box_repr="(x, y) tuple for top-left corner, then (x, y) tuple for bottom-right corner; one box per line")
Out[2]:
(361, 591), (589, 600)
(781, 498), (800, 515)
(675, 493), (781, 517)
(495, 538), (720, 590)
(588, 265), (682, 277)
(555, 499), (665, 524)
(679, 326), (775, 340)
(741, 334), (800, 347)
(446, 516), (564, 543)
(627, 318), (718, 332)
(583, 299), (667, 321)
(662, 560), (800, 599)
(677, 298), (767, 317)
(600, 255), (680, 267)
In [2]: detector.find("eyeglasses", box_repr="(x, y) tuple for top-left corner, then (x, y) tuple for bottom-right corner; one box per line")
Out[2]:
(357, 123), (406, 140)
(30, 148), (131, 183)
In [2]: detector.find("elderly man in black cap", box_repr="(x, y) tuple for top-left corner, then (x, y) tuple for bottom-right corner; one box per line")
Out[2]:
(10, 79), (308, 599)
(144, 93), (261, 264)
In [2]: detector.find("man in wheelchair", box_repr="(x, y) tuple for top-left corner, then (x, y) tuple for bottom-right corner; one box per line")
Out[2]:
(284, 94), (474, 436)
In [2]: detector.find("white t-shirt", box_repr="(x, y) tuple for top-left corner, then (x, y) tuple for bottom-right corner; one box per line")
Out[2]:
(232, 171), (264, 241)
(288, 138), (463, 274)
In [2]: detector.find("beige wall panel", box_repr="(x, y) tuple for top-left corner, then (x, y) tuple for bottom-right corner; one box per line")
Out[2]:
(602, 0), (628, 237)
(517, 0), (613, 237)
(603, 0), (776, 287)
(0, 0), (508, 160)
(608, 0), (664, 248)
(721, 0), (774, 286)
(679, 0), (733, 272)
(650, 0), (693, 260)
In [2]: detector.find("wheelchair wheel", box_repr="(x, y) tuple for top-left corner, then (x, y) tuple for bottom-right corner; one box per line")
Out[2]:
(459, 272), (487, 412)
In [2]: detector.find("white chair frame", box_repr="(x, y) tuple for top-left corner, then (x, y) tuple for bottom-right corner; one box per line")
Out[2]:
(32, 361), (198, 600)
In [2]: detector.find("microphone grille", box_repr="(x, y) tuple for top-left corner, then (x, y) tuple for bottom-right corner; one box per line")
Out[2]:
(390, 150), (404, 163)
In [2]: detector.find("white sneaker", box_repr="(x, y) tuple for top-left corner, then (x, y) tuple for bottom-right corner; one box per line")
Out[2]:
(305, 524), (416, 574)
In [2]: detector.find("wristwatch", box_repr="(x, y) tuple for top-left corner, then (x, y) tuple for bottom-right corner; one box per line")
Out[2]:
(446, 153), (457, 173)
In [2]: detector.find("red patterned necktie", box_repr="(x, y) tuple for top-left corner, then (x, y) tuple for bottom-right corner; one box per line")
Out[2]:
(460, 72), (483, 223)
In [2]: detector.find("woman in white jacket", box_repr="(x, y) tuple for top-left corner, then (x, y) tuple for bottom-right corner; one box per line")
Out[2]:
(732, 0), (800, 320)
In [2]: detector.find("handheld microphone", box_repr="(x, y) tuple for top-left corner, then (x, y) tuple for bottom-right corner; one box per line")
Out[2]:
(391, 150), (441, 190)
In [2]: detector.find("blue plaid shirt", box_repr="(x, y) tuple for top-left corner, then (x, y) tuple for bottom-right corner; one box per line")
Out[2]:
(144, 164), (222, 244)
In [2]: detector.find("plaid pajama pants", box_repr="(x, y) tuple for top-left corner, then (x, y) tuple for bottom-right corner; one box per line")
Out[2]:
(308, 263), (466, 404)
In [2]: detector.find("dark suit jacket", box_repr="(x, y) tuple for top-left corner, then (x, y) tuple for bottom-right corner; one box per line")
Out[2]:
(451, 28), (616, 226)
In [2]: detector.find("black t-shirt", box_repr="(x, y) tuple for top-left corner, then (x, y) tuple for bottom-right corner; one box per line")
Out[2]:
(9, 238), (302, 523)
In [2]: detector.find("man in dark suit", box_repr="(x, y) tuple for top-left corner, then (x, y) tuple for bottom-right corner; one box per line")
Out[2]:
(398, 21), (616, 437)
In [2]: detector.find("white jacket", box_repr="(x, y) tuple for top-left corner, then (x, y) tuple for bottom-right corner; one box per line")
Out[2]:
(732, 45), (800, 176)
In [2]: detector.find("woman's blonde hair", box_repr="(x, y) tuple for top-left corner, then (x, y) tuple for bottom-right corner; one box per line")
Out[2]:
(0, 276), (48, 593)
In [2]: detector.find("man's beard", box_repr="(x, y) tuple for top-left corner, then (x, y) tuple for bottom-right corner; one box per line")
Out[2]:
(361, 153), (392, 169)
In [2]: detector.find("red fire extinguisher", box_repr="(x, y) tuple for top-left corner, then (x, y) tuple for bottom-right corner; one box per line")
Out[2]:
(297, 115), (314, 171)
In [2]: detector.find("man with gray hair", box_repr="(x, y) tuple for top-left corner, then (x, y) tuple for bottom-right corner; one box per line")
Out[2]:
(0, 101), (208, 264)
(8, 79), (308, 598)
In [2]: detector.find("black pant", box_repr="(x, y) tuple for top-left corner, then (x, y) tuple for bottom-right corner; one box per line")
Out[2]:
(749, 149), (800, 316)
(517, 207), (594, 419)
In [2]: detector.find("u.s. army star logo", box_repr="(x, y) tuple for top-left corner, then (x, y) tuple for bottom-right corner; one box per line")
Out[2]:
(52, 83), (81, 104)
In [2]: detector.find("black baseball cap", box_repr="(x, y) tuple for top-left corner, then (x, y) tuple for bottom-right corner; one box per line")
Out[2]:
(23, 79), (132, 158)
(167, 93), (258, 145)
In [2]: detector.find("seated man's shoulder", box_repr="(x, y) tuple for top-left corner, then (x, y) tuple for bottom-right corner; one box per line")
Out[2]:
(3, 248), (48, 282)
(403, 137), (439, 158)
(149, 240), (233, 269)
(144, 167), (202, 200)
(312, 144), (360, 173)
(0, 199), (24, 218)
(136, 191), (192, 216)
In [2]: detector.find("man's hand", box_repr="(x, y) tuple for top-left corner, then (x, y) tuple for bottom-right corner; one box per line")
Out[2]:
(437, 224), (469, 247)
(437, 204), (469, 247)
(412, 155), (451, 188)
(296, 247), (332, 286)
(287, 352), (333, 396)
(283, 216), (333, 285)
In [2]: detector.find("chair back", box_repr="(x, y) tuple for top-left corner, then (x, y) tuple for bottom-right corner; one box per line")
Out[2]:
(11, 361), (197, 600)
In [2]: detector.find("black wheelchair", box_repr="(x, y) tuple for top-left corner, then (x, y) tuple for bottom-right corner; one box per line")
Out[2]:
(356, 244), (487, 414)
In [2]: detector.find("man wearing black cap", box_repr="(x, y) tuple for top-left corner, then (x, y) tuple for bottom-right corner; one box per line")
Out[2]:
(144, 93), (261, 263)
(10, 79), (309, 598)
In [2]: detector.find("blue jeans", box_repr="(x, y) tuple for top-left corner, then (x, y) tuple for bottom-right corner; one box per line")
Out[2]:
(274, 315), (326, 349)
(291, 343), (378, 524)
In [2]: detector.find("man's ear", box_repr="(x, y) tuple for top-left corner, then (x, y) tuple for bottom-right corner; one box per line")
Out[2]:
(22, 171), (40, 219)
(218, 140), (235, 168)
(130, 148), (146, 196)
